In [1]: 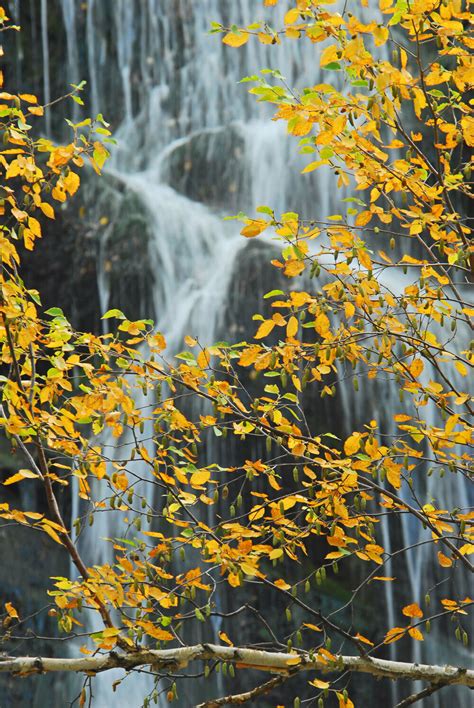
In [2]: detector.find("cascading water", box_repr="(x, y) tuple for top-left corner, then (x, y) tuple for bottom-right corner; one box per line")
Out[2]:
(11, 1), (471, 706)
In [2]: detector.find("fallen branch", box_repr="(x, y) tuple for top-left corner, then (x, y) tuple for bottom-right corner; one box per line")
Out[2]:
(0, 644), (472, 689)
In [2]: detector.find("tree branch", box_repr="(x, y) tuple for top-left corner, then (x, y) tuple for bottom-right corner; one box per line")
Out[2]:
(396, 682), (449, 707)
(0, 645), (472, 690)
(196, 675), (287, 707)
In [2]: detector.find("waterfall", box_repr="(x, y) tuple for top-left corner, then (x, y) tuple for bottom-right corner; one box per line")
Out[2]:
(12, 1), (470, 706)
(39, 0), (51, 134)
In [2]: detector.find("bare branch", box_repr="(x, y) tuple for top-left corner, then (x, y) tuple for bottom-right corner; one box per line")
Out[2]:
(196, 675), (287, 707)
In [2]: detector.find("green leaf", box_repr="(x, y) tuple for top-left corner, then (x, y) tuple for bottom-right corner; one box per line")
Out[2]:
(264, 289), (284, 299)
(102, 308), (126, 320)
(45, 307), (64, 317)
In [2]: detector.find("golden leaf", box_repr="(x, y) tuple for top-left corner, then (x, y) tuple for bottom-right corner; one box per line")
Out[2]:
(219, 631), (233, 646)
(310, 679), (330, 689)
(402, 603), (423, 618)
(4, 469), (39, 485)
(241, 219), (268, 237)
(287, 316), (298, 338)
(255, 319), (275, 339)
(5, 602), (19, 619)
(344, 433), (361, 456)
(409, 359), (424, 378)
(190, 469), (210, 487)
(384, 627), (406, 644)
(437, 551), (453, 568)
(320, 45), (339, 67)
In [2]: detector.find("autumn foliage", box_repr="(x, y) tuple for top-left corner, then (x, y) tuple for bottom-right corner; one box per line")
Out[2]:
(0, 1), (473, 706)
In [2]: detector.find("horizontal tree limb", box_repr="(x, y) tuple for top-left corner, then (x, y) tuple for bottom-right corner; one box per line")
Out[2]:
(0, 644), (473, 689)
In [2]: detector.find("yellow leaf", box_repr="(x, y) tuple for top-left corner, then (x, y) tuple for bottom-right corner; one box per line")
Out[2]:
(310, 679), (330, 689)
(373, 25), (389, 46)
(269, 548), (283, 560)
(354, 633), (374, 646)
(241, 219), (268, 238)
(102, 627), (120, 638)
(437, 551), (453, 567)
(303, 623), (322, 632)
(402, 603), (423, 618)
(454, 360), (468, 376)
(139, 622), (174, 641)
(197, 349), (210, 369)
(302, 160), (326, 174)
(284, 9), (300, 24)
(314, 312), (330, 336)
(274, 578), (291, 590)
(287, 316), (298, 338)
(284, 259), (305, 277)
(255, 319), (275, 339)
(286, 656), (302, 666)
(4, 469), (39, 485)
(344, 433), (361, 456)
(320, 45), (339, 67)
(459, 544), (474, 556)
(190, 469), (210, 487)
(408, 627), (424, 641)
(241, 562), (258, 576)
(5, 602), (19, 619)
(41, 523), (64, 545)
(384, 627), (406, 644)
(63, 170), (80, 196)
(219, 631), (233, 646)
(223, 31), (249, 48)
(19, 93), (38, 103)
(461, 116), (474, 147)
(228, 572), (241, 588)
(355, 210), (372, 227)
(385, 460), (401, 490)
(28, 216), (41, 237)
(409, 358), (424, 378)
(337, 694), (354, 708)
(29, 105), (44, 116)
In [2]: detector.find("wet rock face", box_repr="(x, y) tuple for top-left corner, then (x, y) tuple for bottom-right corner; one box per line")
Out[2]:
(161, 127), (247, 211)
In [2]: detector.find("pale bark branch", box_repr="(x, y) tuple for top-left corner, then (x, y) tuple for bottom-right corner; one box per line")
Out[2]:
(0, 644), (472, 689)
